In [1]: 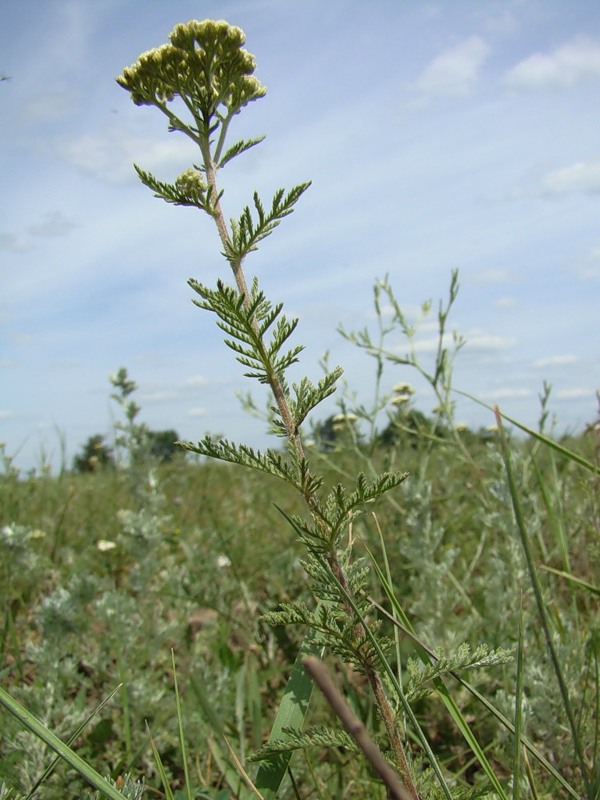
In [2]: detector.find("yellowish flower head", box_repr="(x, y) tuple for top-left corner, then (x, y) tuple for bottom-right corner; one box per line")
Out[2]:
(116, 19), (266, 119)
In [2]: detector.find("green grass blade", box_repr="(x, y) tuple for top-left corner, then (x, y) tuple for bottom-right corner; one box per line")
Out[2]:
(365, 550), (581, 798)
(116, 651), (132, 766)
(324, 562), (456, 800)
(540, 566), (600, 598)
(495, 408), (592, 797)
(363, 540), (508, 799)
(171, 650), (193, 800)
(455, 390), (600, 475)
(512, 608), (525, 800)
(246, 655), (264, 751)
(533, 459), (570, 571)
(26, 683), (122, 799)
(252, 625), (324, 800)
(146, 722), (176, 800)
(189, 674), (250, 797)
(0, 685), (127, 800)
(2, 608), (24, 681)
(371, 513), (403, 689)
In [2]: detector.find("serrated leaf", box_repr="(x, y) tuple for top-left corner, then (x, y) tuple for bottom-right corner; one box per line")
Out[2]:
(225, 183), (311, 262)
(248, 724), (357, 761)
(218, 135), (265, 168)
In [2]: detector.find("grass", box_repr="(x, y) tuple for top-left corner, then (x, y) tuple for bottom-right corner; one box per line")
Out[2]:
(1, 412), (599, 798)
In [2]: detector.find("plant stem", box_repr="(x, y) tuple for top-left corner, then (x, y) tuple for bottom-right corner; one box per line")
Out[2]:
(203, 148), (417, 795)
(203, 151), (305, 462)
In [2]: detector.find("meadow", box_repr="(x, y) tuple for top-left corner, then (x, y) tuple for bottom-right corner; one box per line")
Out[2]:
(2, 18), (599, 800)
(1, 382), (598, 798)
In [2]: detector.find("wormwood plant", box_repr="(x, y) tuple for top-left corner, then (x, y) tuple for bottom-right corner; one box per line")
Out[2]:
(116, 21), (514, 800)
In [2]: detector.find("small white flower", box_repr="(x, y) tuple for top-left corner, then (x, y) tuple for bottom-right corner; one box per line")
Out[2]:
(97, 539), (118, 552)
(216, 554), (231, 568)
(332, 413), (357, 423)
(392, 383), (414, 396)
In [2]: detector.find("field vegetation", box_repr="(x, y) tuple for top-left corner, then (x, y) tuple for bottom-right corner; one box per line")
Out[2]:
(1, 18), (599, 800)
(1, 382), (598, 799)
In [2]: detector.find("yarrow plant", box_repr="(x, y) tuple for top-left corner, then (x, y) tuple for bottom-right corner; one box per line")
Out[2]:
(115, 20), (521, 800)
(117, 19), (424, 798)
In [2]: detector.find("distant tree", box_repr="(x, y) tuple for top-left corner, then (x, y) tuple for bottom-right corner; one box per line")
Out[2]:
(378, 407), (434, 449)
(73, 435), (115, 473)
(311, 413), (361, 452)
(146, 429), (181, 463)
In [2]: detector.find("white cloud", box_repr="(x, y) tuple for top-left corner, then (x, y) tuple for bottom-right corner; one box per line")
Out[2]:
(534, 355), (579, 368)
(411, 329), (515, 354)
(505, 36), (600, 90)
(578, 245), (600, 279)
(473, 268), (512, 284)
(481, 388), (533, 399)
(541, 161), (600, 196)
(57, 130), (193, 184)
(182, 376), (208, 388)
(0, 213), (76, 257)
(23, 92), (73, 123)
(416, 36), (490, 97)
(187, 407), (206, 417)
(0, 233), (31, 253)
(493, 296), (518, 309)
(465, 330), (517, 351)
(555, 387), (594, 399)
(411, 332), (453, 353)
(479, 8), (519, 36)
(580, 265), (600, 280)
(28, 211), (77, 238)
(141, 390), (178, 403)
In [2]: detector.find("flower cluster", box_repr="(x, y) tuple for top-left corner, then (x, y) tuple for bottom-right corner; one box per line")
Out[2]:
(390, 383), (415, 406)
(116, 19), (266, 123)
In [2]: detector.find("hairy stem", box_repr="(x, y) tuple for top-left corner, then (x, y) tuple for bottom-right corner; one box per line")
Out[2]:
(202, 151), (305, 462)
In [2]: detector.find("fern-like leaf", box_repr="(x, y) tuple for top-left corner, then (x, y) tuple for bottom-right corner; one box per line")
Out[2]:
(319, 470), (409, 542)
(270, 368), (343, 437)
(178, 436), (308, 492)
(225, 183), (311, 262)
(188, 278), (305, 385)
(247, 724), (357, 762)
(218, 135), (265, 168)
(134, 165), (218, 213)
(406, 643), (514, 702)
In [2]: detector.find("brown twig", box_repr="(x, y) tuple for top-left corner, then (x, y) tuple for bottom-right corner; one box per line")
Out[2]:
(303, 656), (418, 800)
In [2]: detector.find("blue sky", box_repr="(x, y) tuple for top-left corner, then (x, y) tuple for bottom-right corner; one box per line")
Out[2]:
(1, 0), (599, 471)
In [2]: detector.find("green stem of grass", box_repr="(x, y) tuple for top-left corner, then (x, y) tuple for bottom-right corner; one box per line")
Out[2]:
(495, 406), (592, 798)
(0, 685), (127, 800)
